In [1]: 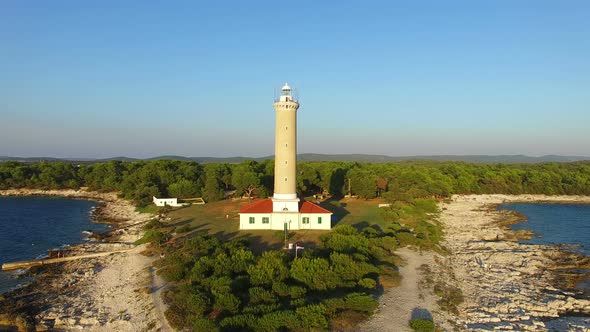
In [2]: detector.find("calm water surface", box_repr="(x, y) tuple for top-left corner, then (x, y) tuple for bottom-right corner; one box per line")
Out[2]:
(0, 196), (108, 294)
(501, 202), (590, 291)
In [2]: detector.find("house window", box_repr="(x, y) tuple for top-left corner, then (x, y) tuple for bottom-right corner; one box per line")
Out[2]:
(318, 217), (322, 224)
(302, 217), (309, 224)
(262, 217), (269, 224)
(249, 217), (255, 224)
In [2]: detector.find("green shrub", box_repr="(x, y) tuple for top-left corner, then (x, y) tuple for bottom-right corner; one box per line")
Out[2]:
(358, 277), (376, 289)
(290, 298), (306, 307)
(134, 229), (168, 245)
(271, 281), (290, 297)
(257, 310), (300, 332)
(248, 287), (277, 304)
(341, 293), (378, 314)
(409, 318), (435, 332)
(242, 303), (281, 315)
(290, 257), (337, 290)
(192, 318), (218, 332)
(434, 282), (464, 314)
(213, 292), (240, 314)
(248, 251), (289, 285)
(288, 285), (307, 299)
(395, 231), (418, 246)
(296, 304), (328, 330)
(219, 314), (257, 330)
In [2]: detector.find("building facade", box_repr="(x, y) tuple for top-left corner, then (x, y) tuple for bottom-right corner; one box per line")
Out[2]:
(239, 84), (332, 230)
(152, 196), (185, 207)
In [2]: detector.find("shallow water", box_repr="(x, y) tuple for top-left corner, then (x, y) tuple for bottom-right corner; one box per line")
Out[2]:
(0, 196), (108, 294)
(501, 203), (590, 255)
(501, 202), (590, 292)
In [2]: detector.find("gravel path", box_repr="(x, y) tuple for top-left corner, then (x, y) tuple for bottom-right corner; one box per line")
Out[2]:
(151, 266), (174, 332)
(359, 247), (438, 332)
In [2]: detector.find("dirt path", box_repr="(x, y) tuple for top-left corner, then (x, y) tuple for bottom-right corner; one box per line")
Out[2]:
(359, 247), (438, 332)
(151, 266), (174, 332)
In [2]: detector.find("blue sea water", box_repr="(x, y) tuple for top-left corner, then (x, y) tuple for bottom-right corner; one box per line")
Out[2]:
(0, 196), (109, 294)
(501, 202), (590, 292)
(501, 203), (590, 256)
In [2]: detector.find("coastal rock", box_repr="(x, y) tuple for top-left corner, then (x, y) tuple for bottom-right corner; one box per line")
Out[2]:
(0, 189), (171, 332)
(437, 195), (590, 331)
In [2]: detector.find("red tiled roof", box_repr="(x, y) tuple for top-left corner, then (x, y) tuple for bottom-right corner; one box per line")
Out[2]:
(239, 198), (332, 214)
(239, 198), (273, 213)
(299, 200), (332, 214)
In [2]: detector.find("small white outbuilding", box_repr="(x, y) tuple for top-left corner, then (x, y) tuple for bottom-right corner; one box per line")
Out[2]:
(152, 196), (185, 207)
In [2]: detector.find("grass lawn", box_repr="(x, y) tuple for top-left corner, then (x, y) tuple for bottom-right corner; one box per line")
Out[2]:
(319, 197), (388, 230)
(163, 197), (388, 252)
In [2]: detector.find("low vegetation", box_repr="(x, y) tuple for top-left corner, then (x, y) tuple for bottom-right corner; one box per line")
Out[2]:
(409, 318), (436, 332)
(152, 225), (396, 331)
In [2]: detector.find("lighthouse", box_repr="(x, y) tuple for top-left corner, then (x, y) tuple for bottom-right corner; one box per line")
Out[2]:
(238, 83), (331, 231)
(272, 83), (300, 213)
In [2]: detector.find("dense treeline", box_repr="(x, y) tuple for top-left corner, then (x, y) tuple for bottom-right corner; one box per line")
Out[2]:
(156, 224), (400, 331)
(1, 160), (589, 205)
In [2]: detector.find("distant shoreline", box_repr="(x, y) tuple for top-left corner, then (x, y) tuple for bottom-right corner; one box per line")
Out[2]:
(0, 189), (166, 331)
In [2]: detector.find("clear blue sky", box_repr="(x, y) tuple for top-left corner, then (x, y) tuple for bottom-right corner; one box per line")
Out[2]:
(1, 1), (589, 158)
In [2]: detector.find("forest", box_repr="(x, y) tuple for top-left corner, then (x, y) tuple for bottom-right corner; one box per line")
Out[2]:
(1, 160), (589, 205)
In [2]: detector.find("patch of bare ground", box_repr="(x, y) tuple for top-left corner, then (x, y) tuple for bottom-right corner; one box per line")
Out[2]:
(359, 247), (455, 332)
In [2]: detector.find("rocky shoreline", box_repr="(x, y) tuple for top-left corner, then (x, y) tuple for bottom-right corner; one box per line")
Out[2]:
(0, 189), (167, 332)
(435, 194), (590, 331)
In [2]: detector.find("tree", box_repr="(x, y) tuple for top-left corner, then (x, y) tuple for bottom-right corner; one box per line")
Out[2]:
(290, 258), (336, 290)
(203, 164), (225, 202)
(347, 167), (377, 199)
(248, 251), (289, 285)
(232, 161), (263, 199)
(168, 179), (198, 198)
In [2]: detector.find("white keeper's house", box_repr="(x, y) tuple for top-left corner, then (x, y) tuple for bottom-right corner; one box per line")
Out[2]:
(239, 84), (332, 231)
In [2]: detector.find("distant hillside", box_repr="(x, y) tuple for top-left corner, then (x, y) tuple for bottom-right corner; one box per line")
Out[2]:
(1, 154), (589, 164)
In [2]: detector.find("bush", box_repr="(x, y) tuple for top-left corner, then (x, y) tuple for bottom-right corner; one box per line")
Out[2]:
(192, 317), (219, 332)
(395, 231), (418, 246)
(434, 282), (464, 314)
(341, 293), (378, 314)
(248, 287), (277, 304)
(290, 257), (337, 290)
(358, 277), (376, 289)
(248, 251), (289, 285)
(257, 310), (300, 331)
(134, 229), (168, 245)
(409, 318), (435, 332)
(219, 314), (257, 330)
(296, 304), (328, 330)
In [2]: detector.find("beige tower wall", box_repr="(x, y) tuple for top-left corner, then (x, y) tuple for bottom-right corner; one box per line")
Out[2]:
(273, 100), (298, 199)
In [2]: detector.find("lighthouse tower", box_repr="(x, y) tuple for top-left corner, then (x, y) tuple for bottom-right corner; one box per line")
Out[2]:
(238, 83), (331, 231)
(272, 83), (300, 213)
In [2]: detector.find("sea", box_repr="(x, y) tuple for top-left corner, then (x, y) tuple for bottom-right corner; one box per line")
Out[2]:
(0, 196), (109, 294)
(501, 202), (590, 291)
